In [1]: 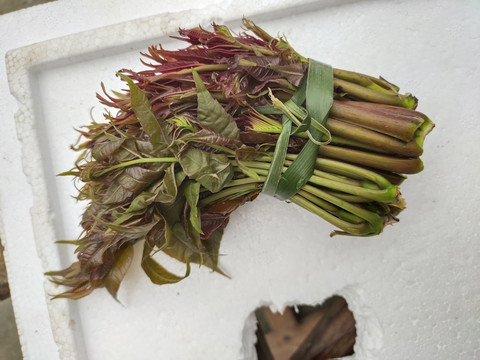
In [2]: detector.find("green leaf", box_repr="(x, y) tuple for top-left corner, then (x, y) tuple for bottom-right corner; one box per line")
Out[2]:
(162, 226), (227, 276)
(156, 191), (186, 227)
(91, 138), (125, 162)
(275, 60), (333, 201)
(104, 245), (134, 299)
(126, 192), (157, 213)
(118, 166), (163, 194)
(101, 182), (134, 205)
(162, 233), (193, 264)
(96, 218), (157, 239)
(50, 281), (100, 300)
(101, 164), (164, 204)
(182, 128), (242, 147)
(246, 108), (283, 134)
(193, 227), (227, 276)
(142, 223), (190, 285)
(267, 63), (308, 87)
(262, 77), (307, 196)
(135, 139), (155, 156)
(213, 24), (237, 43)
(185, 181), (203, 234)
(161, 219), (210, 266)
(235, 146), (261, 180)
(111, 138), (141, 163)
(118, 73), (169, 147)
(109, 138), (155, 163)
(151, 163), (178, 204)
(142, 250), (190, 285)
(144, 215), (171, 253)
(231, 56), (307, 86)
(261, 116), (291, 196)
(178, 147), (233, 193)
(172, 222), (204, 255)
(192, 70), (240, 140)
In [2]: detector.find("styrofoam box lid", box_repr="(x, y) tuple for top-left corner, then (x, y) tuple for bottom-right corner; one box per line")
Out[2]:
(2, 0), (480, 359)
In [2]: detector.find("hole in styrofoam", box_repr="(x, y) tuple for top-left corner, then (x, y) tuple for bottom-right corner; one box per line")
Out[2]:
(241, 286), (384, 360)
(253, 295), (356, 360)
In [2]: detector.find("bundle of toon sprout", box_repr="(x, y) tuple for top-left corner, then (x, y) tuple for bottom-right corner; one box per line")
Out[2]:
(48, 19), (434, 299)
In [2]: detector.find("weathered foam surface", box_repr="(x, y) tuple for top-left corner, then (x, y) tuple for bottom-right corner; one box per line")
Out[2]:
(2, 0), (480, 359)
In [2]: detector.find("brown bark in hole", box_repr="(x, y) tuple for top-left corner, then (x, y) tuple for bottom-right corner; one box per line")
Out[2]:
(255, 296), (356, 360)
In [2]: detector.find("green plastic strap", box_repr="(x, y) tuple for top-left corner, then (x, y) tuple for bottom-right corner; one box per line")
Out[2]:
(262, 79), (307, 196)
(274, 59), (333, 201)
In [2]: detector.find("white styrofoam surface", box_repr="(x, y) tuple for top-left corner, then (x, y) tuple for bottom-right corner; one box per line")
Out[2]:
(1, 0), (480, 359)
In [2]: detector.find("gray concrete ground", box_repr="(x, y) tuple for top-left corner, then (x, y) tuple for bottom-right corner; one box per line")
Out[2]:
(0, 241), (22, 359)
(0, 298), (22, 359)
(0, 0), (54, 15)
(1, 240), (22, 359)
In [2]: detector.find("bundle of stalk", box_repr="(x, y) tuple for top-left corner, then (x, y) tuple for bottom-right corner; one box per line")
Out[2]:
(48, 19), (434, 299)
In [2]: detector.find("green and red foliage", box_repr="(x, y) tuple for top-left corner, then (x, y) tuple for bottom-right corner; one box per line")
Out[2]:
(47, 19), (433, 299)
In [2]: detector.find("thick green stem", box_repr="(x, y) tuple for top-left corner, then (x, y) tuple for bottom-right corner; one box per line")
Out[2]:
(329, 135), (391, 154)
(248, 152), (398, 189)
(236, 160), (396, 203)
(253, 156), (364, 187)
(198, 183), (261, 208)
(252, 99), (430, 156)
(334, 78), (416, 109)
(300, 184), (383, 229)
(322, 190), (371, 203)
(318, 145), (423, 174)
(248, 115), (421, 156)
(297, 190), (364, 224)
(333, 69), (398, 94)
(96, 157), (178, 177)
(290, 195), (375, 236)
(326, 118), (424, 157)
(306, 172), (396, 203)
(224, 176), (266, 187)
(256, 152), (393, 189)
(329, 100), (423, 141)
(414, 117), (435, 150)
